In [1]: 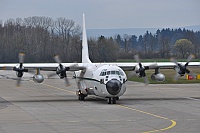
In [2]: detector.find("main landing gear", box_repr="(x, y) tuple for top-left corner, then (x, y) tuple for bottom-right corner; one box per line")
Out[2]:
(77, 90), (87, 101)
(107, 97), (119, 104)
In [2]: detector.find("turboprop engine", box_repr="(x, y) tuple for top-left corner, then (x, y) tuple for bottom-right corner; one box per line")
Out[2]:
(151, 73), (165, 82)
(33, 74), (44, 83)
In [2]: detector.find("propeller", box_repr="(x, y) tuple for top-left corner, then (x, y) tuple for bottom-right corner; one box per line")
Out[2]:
(48, 55), (70, 86)
(133, 55), (158, 85)
(170, 54), (195, 81)
(134, 54), (150, 85)
(13, 53), (28, 86)
(76, 68), (87, 90)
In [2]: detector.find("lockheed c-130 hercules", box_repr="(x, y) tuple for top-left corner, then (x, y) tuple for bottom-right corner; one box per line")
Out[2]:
(0, 14), (199, 104)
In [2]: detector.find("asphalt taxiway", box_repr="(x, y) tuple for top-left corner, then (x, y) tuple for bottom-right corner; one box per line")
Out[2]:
(0, 71), (200, 133)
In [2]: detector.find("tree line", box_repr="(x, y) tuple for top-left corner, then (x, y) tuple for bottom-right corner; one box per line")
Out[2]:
(116, 28), (200, 59)
(0, 16), (200, 63)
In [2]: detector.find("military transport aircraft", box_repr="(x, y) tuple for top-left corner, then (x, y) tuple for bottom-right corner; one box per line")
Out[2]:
(0, 14), (199, 104)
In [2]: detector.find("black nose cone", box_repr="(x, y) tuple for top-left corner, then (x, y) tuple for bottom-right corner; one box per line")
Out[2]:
(106, 79), (122, 95)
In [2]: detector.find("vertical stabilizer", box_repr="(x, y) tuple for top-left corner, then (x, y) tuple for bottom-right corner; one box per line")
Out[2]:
(82, 14), (92, 63)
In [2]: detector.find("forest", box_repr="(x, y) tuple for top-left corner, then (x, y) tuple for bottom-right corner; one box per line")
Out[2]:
(0, 16), (200, 63)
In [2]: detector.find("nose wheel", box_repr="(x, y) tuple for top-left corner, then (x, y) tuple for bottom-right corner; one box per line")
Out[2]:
(107, 97), (119, 104)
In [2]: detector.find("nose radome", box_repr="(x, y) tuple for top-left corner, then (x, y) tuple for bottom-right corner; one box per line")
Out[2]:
(106, 79), (122, 95)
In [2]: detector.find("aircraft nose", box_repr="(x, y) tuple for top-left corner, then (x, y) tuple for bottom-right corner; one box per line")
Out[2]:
(106, 79), (122, 95)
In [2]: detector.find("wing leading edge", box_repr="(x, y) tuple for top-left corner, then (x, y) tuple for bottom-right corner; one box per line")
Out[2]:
(94, 62), (200, 71)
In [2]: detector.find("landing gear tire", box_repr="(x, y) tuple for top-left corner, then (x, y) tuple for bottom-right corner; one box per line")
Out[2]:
(116, 96), (119, 100)
(79, 94), (85, 101)
(107, 97), (111, 104)
(112, 97), (116, 104)
(77, 90), (86, 101)
(107, 97), (117, 104)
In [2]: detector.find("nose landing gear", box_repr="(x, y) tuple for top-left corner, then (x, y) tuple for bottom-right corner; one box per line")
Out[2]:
(107, 97), (119, 104)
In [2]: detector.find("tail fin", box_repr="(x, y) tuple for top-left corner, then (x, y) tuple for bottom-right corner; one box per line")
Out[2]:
(82, 14), (92, 63)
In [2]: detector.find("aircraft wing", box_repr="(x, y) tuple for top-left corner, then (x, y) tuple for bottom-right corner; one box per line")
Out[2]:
(1, 62), (199, 72)
(94, 62), (200, 71)
(0, 63), (85, 71)
(154, 62), (200, 68)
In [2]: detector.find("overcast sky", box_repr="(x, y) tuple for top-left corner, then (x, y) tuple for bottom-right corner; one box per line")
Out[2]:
(0, 0), (199, 29)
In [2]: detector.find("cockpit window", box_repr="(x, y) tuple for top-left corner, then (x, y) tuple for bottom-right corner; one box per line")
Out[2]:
(100, 69), (124, 76)
(119, 69), (125, 76)
(116, 71), (120, 75)
(100, 69), (107, 76)
(111, 71), (115, 75)
(107, 71), (111, 75)
(110, 71), (120, 75)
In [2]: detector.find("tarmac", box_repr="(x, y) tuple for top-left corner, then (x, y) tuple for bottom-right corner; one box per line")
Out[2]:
(0, 70), (200, 133)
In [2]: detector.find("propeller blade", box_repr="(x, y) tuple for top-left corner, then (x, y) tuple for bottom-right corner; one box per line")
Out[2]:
(19, 52), (25, 63)
(52, 55), (81, 87)
(187, 54), (195, 63)
(64, 77), (70, 86)
(47, 73), (57, 78)
(77, 68), (87, 89)
(127, 71), (136, 78)
(174, 73), (181, 81)
(139, 63), (143, 68)
(171, 54), (195, 79)
(134, 54), (140, 63)
(170, 57), (179, 66)
(143, 76), (149, 85)
(16, 77), (21, 87)
(134, 54), (151, 85)
(185, 69), (190, 74)
(54, 55), (62, 64)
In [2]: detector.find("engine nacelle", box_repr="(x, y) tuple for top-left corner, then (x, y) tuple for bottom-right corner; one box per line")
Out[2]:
(151, 73), (165, 82)
(33, 74), (44, 83)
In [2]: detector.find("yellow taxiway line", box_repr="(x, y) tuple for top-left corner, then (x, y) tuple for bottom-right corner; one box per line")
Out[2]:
(41, 83), (75, 94)
(117, 104), (176, 133)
